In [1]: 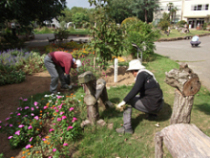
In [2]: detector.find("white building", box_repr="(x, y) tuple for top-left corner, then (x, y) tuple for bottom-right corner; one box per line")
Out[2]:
(154, 0), (210, 28)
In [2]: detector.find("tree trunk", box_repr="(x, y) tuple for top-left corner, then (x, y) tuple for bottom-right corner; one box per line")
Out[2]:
(155, 132), (163, 158)
(155, 124), (210, 158)
(170, 89), (194, 124)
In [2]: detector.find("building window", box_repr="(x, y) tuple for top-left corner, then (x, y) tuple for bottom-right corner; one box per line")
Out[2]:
(192, 4), (209, 11)
(206, 4), (209, 10)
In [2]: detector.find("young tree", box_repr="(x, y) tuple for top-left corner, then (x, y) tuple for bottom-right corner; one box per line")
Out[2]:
(88, 0), (124, 69)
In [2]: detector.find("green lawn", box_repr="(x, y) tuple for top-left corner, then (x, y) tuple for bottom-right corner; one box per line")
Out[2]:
(72, 54), (210, 158)
(160, 29), (210, 39)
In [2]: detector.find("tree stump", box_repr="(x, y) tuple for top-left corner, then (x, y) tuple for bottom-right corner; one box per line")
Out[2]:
(78, 71), (112, 126)
(155, 124), (210, 158)
(165, 63), (201, 124)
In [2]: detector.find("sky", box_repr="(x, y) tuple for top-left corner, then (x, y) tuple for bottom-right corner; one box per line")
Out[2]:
(66, 0), (94, 9)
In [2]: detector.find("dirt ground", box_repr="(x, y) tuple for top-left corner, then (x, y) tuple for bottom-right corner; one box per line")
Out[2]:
(0, 66), (135, 158)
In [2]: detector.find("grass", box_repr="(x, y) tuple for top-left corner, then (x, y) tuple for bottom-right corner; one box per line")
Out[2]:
(160, 29), (210, 39)
(68, 53), (210, 158)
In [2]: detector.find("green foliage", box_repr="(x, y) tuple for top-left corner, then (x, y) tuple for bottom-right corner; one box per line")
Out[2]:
(33, 27), (54, 34)
(0, 153), (4, 158)
(108, 0), (134, 23)
(88, 0), (124, 69)
(0, 0), (66, 26)
(202, 23), (207, 30)
(158, 13), (170, 31)
(129, 0), (159, 23)
(121, 17), (140, 29)
(176, 20), (187, 28)
(72, 12), (89, 28)
(0, 64), (25, 85)
(124, 20), (160, 61)
(54, 26), (69, 42)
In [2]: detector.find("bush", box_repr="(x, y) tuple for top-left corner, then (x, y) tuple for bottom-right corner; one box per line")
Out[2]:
(0, 64), (25, 85)
(124, 20), (160, 61)
(176, 20), (187, 28)
(202, 23), (207, 30)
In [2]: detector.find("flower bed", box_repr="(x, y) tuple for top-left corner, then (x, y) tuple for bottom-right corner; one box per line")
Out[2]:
(0, 93), (84, 158)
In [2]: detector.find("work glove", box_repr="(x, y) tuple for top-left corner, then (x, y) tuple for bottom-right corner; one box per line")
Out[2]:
(116, 101), (126, 109)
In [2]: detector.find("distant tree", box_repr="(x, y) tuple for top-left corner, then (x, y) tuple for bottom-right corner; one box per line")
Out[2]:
(108, 0), (134, 23)
(72, 12), (89, 28)
(130, 0), (159, 23)
(0, 0), (66, 26)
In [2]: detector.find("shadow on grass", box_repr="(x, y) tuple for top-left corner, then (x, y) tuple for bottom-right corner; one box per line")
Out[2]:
(194, 103), (210, 115)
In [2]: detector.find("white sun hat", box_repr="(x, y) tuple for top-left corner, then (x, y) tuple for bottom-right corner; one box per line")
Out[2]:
(76, 59), (82, 68)
(126, 59), (145, 71)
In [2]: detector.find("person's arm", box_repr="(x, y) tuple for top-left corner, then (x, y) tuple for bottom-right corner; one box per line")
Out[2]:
(123, 73), (145, 103)
(63, 59), (72, 74)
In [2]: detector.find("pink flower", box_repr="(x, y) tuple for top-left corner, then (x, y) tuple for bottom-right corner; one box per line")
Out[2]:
(0, 126), (1, 129)
(67, 126), (73, 130)
(55, 110), (59, 113)
(0, 121), (1, 123)
(17, 113), (21, 116)
(60, 111), (64, 115)
(69, 107), (74, 111)
(15, 130), (20, 135)
(25, 144), (32, 149)
(5, 117), (11, 120)
(29, 137), (33, 142)
(34, 101), (38, 106)
(9, 124), (13, 127)
(53, 148), (57, 152)
(42, 138), (46, 141)
(62, 116), (67, 120)
(28, 125), (32, 129)
(63, 143), (68, 146)
(57, 118), (62, 122)
(31, 113), (34, 116)
(19, 97), (23, 100)
(23, 98), (28, 101)
(24, 106), (29, 109)
(31, 107), (34, 111)
(57, 96), (62, 99)
(43, 106), (48, 109)
(72, 117), (77, 122)
(49, 129), (54, 132)
(34, 116), (39, 120)
(18, 124), (24, 128)
(8, 136), (13, 139)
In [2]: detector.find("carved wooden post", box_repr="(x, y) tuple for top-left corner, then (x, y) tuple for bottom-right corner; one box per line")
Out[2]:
(78, 71), (112, 127)
(165, 63), (201, 124)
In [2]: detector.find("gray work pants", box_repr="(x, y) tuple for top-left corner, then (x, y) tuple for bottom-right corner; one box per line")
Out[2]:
(44, 55), (67, 93)
(123, 96), (163, 130)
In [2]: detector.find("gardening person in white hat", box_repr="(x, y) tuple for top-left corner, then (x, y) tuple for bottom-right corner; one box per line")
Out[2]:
(116, 59), (163, 134)
(44, 51), (81, 94)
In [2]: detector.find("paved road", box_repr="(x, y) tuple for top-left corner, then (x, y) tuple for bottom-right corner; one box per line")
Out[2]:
(25, 33), (91, 47)
(154, 35), (210, 91)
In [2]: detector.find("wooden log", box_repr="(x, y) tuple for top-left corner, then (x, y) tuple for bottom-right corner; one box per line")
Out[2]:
(155, 132), (163, 158)
(165, 63), (201, 96)
(155, 124), (210, 158)
(170, 89), (194, 124)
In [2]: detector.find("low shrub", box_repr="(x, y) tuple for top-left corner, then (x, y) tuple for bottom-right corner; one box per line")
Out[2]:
(0, 64), (25, 85)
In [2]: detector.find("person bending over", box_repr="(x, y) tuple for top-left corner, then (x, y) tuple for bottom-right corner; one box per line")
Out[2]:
(190, 35), (201, 47)
(44, 51), (81, 94)
(116, 59), (164, 134)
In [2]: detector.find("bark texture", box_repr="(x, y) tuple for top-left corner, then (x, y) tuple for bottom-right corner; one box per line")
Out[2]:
(165, 63), (201, 97)
(170, 89), (194, 124)
(155, 124), (210, 158)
